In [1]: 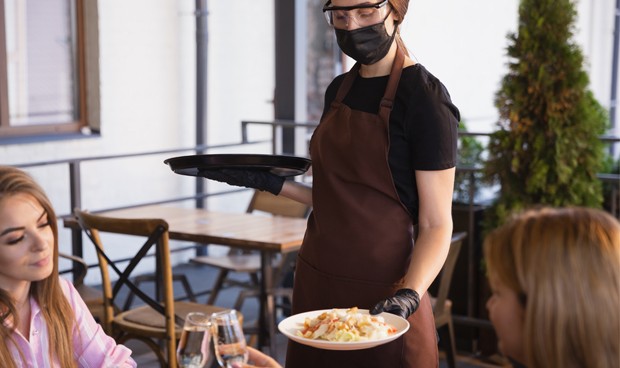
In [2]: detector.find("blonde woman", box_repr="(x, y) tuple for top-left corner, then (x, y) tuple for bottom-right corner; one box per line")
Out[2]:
(0, 166), (135, 367)
(484, 207), (620, 368)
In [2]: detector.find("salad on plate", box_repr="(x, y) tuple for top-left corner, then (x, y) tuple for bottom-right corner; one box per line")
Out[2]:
(296, 307), (397, 342)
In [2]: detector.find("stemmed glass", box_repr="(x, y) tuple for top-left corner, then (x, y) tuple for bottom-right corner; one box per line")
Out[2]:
(177, 312), (211, 368)
(211, 309), (249, 368)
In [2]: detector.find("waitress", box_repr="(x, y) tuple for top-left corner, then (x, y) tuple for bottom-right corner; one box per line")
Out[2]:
(202, 0), (459, 366)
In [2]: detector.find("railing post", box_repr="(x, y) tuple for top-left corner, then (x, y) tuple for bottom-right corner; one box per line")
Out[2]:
(466, 170), (476, 319)
(195, 0), (208, 216)
(272, 124), (277, 154)
(68, 162), (84, 280)
(241, 121), (248, 143)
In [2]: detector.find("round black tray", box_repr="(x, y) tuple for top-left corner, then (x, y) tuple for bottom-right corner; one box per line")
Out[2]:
(164, 154), (311, 177)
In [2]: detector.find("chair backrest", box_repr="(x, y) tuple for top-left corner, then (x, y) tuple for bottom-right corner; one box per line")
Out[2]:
(246, 190), (311, 218)
(433, 232), (467, 315)
(59, 252), (89, 287)
(59, 252), (105, 319)
(246, 190), (310, 283)
(74, 210), (178, 358)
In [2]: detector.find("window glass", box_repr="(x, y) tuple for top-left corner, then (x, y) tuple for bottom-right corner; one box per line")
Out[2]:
(6, 0), (77, 126)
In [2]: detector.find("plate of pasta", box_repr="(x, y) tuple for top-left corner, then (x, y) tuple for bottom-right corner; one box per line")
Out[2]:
(278, 307), (409, 350)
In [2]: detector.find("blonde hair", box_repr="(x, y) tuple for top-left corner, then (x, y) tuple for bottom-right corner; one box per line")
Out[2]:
(0, 166), (77, 368)
(484, 207), (620, 368)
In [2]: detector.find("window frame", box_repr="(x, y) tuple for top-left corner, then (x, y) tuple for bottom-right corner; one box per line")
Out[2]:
(0, 0), (88, 139)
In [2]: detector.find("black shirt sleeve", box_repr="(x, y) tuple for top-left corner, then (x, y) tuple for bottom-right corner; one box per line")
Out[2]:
(405, 68), (460, 170)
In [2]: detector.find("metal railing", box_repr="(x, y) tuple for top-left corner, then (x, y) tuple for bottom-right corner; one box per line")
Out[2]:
(11, 138), (271, 273)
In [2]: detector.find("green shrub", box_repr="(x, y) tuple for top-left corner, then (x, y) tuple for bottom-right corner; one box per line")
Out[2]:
(484, 0), (609, 228)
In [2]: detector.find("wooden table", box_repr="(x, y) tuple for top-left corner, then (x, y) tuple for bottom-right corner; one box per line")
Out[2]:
(65, 204), (308, 355)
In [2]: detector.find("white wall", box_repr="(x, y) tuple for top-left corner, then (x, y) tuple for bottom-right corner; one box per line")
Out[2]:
(401, 1), (520, 132)
(399, 0), (618, 136)
(203, 1), (276, 213)
(0, 0), (277, 279)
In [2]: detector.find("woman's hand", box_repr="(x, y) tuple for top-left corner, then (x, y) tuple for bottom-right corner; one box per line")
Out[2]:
(233, 347), (282, 368)
(370, 288), (420, 319)
(199, 169), (285, 195)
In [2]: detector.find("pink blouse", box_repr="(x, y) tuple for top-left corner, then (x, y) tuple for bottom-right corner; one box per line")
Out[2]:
(6, 277), (136, 367)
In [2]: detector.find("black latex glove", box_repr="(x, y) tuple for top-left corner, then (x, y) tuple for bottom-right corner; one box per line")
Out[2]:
(199, 168), (285, 195)
(370, 288), (420, 320)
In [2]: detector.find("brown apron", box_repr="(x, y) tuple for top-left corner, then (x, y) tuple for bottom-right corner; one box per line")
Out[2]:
(286, 48), (438, 368)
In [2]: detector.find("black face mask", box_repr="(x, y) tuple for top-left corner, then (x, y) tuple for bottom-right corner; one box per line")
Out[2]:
(335, 20), (397, 65)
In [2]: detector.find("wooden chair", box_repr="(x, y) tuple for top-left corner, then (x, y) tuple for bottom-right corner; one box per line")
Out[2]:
(231, 249), (297, 314)
(431, 231), (467, 368)
(75, 209), (228, 368)
(58, 252), (106, 323)
(122, 270), (197, 311)
(190, 190), (310, 306)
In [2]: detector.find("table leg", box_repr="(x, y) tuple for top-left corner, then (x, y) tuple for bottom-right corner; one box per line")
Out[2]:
(258, 251), (278, 356)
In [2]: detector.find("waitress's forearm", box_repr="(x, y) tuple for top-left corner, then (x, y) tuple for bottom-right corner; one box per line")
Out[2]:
(403, 168), (455, 297)
(279, 180), (313, 206)
(402, 224), (452, 297)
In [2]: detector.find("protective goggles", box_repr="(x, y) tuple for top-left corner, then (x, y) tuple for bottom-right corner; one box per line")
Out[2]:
(322, 0), (390, 29)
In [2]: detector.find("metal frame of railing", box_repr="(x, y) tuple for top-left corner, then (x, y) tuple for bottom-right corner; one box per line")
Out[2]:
(11, 139), (270, 277)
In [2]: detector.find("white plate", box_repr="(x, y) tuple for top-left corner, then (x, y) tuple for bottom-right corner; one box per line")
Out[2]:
(277, 309), (410, 351)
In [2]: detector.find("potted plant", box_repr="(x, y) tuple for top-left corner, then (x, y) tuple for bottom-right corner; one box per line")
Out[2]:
(476, 0), (610, 355)
(484, 0), (609, 230)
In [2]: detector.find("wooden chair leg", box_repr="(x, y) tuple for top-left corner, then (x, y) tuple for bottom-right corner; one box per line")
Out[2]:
(447, 319), (457, 368)
(273, 288), (293, 317)
(249, 271), (260, 286)
(117, 334), (168, 368)
(176, 274), (197, 302)
(234, 289), (259, 346)
(248, 334), (258, 348)
(438, 323), (457, 368)
(233, 289), (251, 311)
(207, 269), (229, 305)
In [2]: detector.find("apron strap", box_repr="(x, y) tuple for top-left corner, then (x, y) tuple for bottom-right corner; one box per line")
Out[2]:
(379, 47), (405, 125)
(333, 62), (361, 104)
(332, 47), (406, 124)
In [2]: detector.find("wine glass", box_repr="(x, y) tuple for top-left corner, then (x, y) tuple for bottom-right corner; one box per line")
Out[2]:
(211, 309), (249, 368)
(177, 312), (211, 368)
